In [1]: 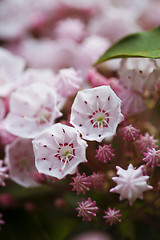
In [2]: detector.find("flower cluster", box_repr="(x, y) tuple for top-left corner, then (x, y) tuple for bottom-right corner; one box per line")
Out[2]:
(0, 0), (160, 238)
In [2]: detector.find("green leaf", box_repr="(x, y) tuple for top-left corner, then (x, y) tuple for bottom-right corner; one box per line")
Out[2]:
(95, 26), (160, 65)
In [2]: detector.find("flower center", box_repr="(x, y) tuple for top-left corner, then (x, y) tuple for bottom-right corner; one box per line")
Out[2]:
(55, 143), (75, 172)
(89, 108), (109, 129)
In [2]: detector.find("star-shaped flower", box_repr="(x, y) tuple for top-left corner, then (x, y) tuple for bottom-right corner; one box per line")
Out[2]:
(110, 164), (153, 205)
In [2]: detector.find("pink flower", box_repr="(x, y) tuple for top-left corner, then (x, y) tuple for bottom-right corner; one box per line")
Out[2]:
(54, 18), (86, 42)
(90, 172), (106, 190)
(76, 198), (98, 221)
(0, 160), (8, 186)
(54, 68), (83, 97)
(143, 148), (160, 168)
(121, 124), (140, 141)
(5, 137), (40, 188)
(136, 133), (158, 153)
(96, 144), (114, 163)
(70, 172), (91, 195)
(32, 123), (88, 179)
(103, 208), (121, 226)
(70, 86), (124, 142)
(5, 83), (62, 138)
(110, 164), (153, 205)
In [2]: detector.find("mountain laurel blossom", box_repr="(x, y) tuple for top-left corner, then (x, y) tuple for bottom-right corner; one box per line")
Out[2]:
(110, 164), (153, 205)
(70, 86), (124, 142)
(32, 123), (88, 179)
(5, 138), (39, 188)
(5, 83), (62, 138)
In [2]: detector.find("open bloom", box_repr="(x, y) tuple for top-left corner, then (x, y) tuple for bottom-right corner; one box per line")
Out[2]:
(5, 83), (62, 138)
(110, 164), (153, 205)
(32, 123), (88, 179)
(70, 86), (124, 142)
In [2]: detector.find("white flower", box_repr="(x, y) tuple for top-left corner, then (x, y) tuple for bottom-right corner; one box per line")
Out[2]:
(110, 164), (153, 205)
(32, 123), (88, 179)
(5, 83), (62, 138)
(70, 86), (124, 142)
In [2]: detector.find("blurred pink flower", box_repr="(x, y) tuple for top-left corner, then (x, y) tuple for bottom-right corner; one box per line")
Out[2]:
(5, 83), (62, 138)
(5, 137), (39, 188)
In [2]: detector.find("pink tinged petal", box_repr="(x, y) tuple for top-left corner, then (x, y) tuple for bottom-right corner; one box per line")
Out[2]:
(70, 86), (123, 142)
(32, 123), (88, 180)
(5, 83), (62, 138)
(5, 137), (39, 188)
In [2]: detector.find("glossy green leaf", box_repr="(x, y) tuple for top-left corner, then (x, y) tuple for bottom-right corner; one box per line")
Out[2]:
(95, 26), (160, 65)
